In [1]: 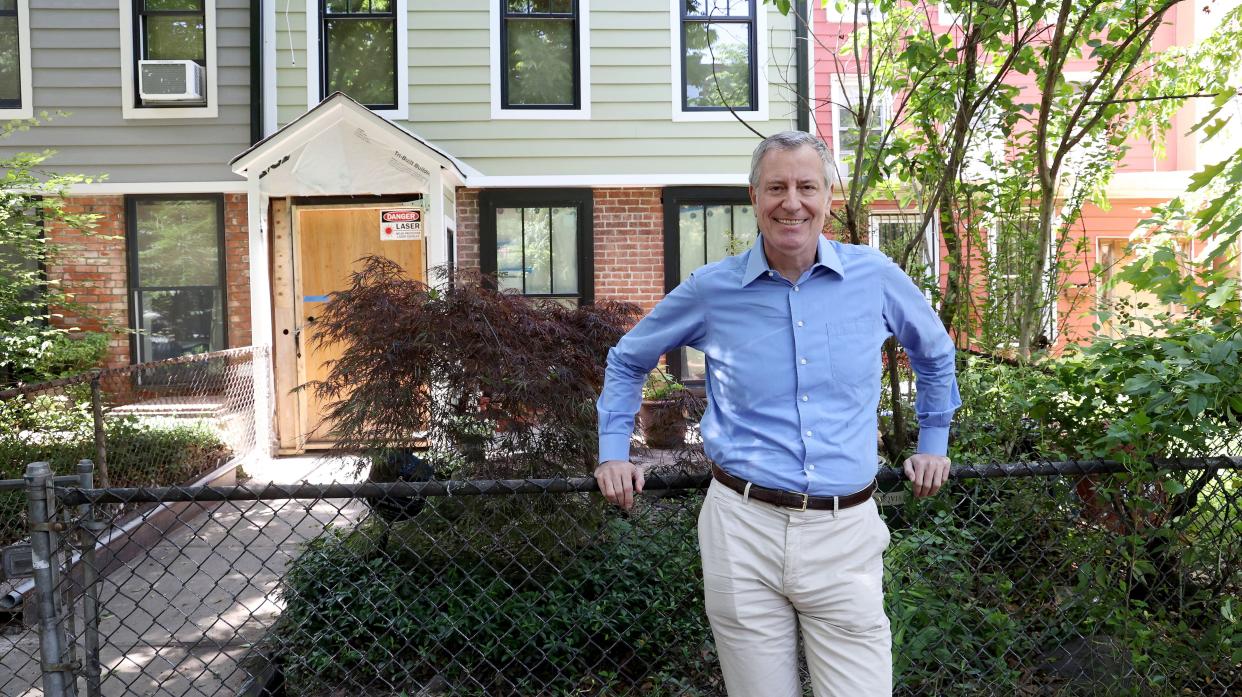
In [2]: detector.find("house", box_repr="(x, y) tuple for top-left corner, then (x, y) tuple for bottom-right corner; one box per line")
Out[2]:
(0, 0), (809, 454)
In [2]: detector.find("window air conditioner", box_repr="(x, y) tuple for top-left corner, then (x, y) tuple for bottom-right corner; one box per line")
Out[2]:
(138, 59), (206, 104)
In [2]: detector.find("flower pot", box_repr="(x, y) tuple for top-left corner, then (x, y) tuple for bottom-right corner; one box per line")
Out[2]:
(638, 398), (687, 448)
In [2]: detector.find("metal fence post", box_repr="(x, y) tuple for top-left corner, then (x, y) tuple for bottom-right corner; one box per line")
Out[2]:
(25, 461), (77, 697)
(88, 372), (110, 489)
(76, 459), (103, 697)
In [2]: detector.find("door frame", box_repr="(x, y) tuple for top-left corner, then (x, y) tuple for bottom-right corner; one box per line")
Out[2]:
(272, 195), (426, 453)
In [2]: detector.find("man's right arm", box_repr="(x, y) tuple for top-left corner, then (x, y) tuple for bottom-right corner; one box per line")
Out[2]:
(596, 274), (707, 509)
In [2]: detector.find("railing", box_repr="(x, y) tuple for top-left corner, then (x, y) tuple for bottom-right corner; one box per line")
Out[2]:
(0, 455), (1238, 696)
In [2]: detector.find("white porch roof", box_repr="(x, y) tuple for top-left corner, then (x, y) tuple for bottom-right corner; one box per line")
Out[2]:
(229, 92), (481, 196)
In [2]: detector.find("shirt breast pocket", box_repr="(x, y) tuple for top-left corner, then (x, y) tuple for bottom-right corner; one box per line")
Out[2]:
(827, 318), (884, 388)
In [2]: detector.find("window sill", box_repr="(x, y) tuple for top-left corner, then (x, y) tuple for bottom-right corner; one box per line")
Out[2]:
(490, 107), (591, 121)
(0, 106), (33, 120)
(122, 103), (219, 120)
(673, 106), (768, 122)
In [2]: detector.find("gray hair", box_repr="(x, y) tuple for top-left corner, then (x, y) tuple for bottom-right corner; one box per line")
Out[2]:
(748, 131), (836, 190)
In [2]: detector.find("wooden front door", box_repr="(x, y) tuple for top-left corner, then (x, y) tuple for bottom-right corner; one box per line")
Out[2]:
(278, 203), (426, 451)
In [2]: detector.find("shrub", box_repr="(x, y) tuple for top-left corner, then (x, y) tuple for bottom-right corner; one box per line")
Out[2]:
(276, 499), (715, 696)
(308, 258), (640, 479)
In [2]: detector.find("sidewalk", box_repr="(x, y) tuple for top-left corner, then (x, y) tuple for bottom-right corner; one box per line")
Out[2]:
(1, 454), (369, 697)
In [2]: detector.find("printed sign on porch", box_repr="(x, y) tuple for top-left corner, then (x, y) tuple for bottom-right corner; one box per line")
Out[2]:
(379, 208), (423, 241)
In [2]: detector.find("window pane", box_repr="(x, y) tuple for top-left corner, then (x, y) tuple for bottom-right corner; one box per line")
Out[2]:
(705, 204), (733, 261)
(523, 207), (552, 294)
(679, 205), (706, 280)
(506, 18), (574, 106)
(685, 0), (751, 17)
(325, 18), (396, 106)
(732, 205), (755, 246)
(136, 288), (222, 361)
(551, 207), (578, 294)
(143, 0), (202, 10)
(368, 0), (393, 12)
(495, 207), (524, 292)
(684, 21), (751, 109)
(135, 200), (219, 287)
(0, 1), (16, 13)
(146, 15), (206, 62)
(0, 16), (17, 103)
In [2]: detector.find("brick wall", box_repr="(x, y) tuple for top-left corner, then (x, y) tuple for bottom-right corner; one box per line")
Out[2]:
(592, 188), (664, 312)
(223, 194), (251, 347)
(455, 188), (480, 272)
(45, 196), (130, 369)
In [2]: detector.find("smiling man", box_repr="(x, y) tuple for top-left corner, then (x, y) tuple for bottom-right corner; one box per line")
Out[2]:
(594, 131), (961, 696)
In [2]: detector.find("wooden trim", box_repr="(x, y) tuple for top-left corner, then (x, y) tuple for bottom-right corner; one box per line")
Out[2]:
(269, 198), (302, 453)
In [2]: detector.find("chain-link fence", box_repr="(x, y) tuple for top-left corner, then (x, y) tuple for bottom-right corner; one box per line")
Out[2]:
(0, 347), (264, 551)
(1, 455), (1238, 696)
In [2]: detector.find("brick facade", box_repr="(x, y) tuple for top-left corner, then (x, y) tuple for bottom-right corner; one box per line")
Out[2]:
(454, 186), (666, 313)
(592, 188), (664, 311)
(45, 196), (130, 369)
(223, 194), (251, 348)
(45, 193), (253, 370)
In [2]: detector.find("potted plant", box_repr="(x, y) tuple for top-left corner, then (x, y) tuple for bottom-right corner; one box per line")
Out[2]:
(639, 369), (689, 448)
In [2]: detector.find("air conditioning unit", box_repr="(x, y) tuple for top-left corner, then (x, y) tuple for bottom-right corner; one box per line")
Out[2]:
(138, 59), (205, 104)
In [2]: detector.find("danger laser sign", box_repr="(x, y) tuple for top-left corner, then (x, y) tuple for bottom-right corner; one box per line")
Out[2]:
(379, 208), (423, 241)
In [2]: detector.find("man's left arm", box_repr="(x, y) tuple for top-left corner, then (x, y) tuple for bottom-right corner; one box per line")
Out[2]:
(881, 260), (963, 497)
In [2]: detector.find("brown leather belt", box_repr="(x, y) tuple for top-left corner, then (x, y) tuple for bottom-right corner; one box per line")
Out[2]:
(711, 464), (877, 512)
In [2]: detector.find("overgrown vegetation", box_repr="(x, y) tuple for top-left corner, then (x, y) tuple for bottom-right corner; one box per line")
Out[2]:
(0, 120), (110, 386)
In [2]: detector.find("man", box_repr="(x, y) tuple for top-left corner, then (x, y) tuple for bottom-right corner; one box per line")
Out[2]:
(595, 131), (960, 696)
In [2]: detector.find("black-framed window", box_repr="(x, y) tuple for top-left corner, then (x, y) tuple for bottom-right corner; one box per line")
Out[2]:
(0, 0), (21, 109)
(131, 0), (208, 108)
(663, 187), (755, 382)
(501, 1), (580, 109)
(681, 0), (757, 111)
(320, 0), (397, 110)
(480, 189), (594, 305)
(126, 195), (227, 363)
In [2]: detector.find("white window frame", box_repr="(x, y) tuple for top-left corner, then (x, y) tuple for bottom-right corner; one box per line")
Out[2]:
(987, 215), (1060, 344)
(119, 0), (219, 120)
(306, 0), (409, 120)
(824, 0), (882, 23)
(869, 211), (939, 300)
(0, 0), (33, 120)
(670, 0), (770, 122)
(831, 76), (893, 178)
(490, 0), (591, 121)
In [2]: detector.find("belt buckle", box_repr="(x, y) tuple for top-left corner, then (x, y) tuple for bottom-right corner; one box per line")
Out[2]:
(796, 493), (808, 512)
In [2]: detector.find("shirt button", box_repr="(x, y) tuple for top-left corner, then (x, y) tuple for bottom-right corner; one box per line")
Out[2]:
(800, 358), (807, 365)
(808, 464), (816, 471)
(793, 286), (800, 292)
(806, 430), (813, 437)
(801, 394), (809, 401)
(768, 271), (775, 277)
(796, 320), (804, 327)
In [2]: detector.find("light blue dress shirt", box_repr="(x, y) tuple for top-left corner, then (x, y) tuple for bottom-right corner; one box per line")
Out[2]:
(597, 234), (961, 496)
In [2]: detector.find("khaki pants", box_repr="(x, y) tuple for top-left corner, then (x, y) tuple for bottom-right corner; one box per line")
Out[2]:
(698, 479), (892, 697)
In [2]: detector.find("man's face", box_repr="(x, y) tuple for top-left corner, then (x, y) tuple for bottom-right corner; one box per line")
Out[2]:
(749, 145), (830, 263)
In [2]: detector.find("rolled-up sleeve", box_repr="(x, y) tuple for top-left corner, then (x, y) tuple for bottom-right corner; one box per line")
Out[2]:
(597, 274), (708, 463)
(880, 261), (961, 456)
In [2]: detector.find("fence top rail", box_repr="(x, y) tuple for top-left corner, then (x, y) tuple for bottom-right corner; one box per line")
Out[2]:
(0, 346), (261, 399)
(51, 456), (1242, 506)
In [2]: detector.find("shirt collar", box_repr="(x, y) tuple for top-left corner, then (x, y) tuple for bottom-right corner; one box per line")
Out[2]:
(741, 233), (845, 286)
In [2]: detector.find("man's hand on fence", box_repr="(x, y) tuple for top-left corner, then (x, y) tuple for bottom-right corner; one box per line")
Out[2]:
(595, 460), (645, 510)
(903, 453), (951, 498)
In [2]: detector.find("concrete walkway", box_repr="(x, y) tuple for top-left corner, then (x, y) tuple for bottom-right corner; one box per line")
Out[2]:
(1, 454), (369, 697)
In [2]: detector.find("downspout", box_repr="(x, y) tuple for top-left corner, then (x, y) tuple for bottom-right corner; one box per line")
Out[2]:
(249, 0), (263, 144)
(795, 0), (810, 133)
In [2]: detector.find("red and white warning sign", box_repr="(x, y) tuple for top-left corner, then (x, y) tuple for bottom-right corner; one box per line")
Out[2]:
(379, 208), (423, 241)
